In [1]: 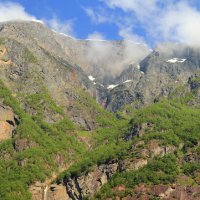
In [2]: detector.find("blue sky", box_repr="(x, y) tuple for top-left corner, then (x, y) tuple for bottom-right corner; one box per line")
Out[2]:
(0, 0), (121, 40)
(1, 0), (200, 47)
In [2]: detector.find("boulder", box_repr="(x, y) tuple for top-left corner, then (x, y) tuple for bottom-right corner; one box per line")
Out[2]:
(0, 104), (18, 141)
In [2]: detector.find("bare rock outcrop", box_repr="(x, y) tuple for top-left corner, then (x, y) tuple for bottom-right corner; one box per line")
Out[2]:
(65, 161), (120, 199)
(125, 184), (200, 200)
(124, 122), (153, 141)
(0, 103), (18, 141)
(63, 158), (149, 199)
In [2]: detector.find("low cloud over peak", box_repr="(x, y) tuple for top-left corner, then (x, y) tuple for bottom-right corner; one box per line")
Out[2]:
(0, 2), (75, 37)
(0, 2), (36, 22)
(2, 1), (200, 47)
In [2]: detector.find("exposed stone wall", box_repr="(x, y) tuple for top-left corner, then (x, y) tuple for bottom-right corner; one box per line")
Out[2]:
(0, 103), (18, 141)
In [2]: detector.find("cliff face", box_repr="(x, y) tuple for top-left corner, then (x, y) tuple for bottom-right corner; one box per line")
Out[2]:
(0, 21), (151, 120)
(106, 44), (200, 111)
(54, 35), (150, 84)
(41, 142), (174, 200)
(0, 22), (103, 130)
(60, 130), (176, 199)
(2, 21), (200, 113)
(0, 102), (18, 141)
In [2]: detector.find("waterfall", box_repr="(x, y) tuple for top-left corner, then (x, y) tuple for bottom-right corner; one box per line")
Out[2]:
(44, 186), (48, 200)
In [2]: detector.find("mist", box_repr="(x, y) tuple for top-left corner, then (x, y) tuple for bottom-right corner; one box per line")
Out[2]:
(84, 39), (150, 77)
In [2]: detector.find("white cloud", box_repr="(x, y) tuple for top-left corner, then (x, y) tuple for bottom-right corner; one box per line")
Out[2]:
(85, 30), (150, 77)
(0, 2), (75, 36)
(0, 2), (36, 22)
(102, 0), (158, 17)
(118, 27), (145, 43)
(99, 0), (200, 46)
(157, 2), (200, 46)
(85, 7), (109, 24)
(85, 7), (147, 44)
(45, 17), (75, 36)
(87, 31), (105, 40)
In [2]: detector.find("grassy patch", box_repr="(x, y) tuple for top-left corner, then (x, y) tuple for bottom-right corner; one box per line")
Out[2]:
(25, 49), (37, 63)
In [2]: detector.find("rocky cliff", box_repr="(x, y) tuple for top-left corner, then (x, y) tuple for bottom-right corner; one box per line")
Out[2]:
(0, 102), (18, 141)
(106, 43), (200, 111)
(54, 35), (150, 85)
(2, 21), (200, 113)
(0, 22), (103, 130)
(29, 139), (175, 200)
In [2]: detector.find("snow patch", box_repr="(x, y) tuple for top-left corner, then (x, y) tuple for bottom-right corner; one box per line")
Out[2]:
(31, 19), (44, 24)
(99, 83), (104, 87)
(59, 32), (76, 40)
(84, 39), (108, 42)
(51, 30), (76, 40)
(137, 64), (140, 69)
(88, 75), (95, 81)
(141, 71), (144, 74)
(167, 58), (186, 63)
(107, 84), (119, 89)
(123, 80), (132, 84)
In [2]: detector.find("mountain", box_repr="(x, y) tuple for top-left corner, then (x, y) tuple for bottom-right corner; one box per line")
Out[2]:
(54, 34), (150, 85)
(0, 21), (151, 107)
(106, 43), (200, 111)
(0, 21), (199, 200)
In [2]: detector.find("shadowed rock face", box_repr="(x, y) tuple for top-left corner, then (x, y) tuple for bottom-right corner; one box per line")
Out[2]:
(106, 44), (200, 111)
(58, 140), (175, 199)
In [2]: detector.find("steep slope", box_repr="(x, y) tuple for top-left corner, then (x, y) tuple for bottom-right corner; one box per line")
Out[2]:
(0, 28), (101, 130)
(0, 78), (128, 200)
(0, 80), (86, 200)
(0, 21), (130, 199)
(0, 21), (151, 108)
(93, 90), (200, 199)
(106, 43), (200, 111)
(0, 20), (199, 200)
(57, 76), (200, 200)
(0, 21), (150, 85)
(54, 35), (150, 84)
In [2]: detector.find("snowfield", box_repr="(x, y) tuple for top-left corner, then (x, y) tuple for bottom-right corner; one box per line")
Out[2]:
(167, 58), (186, 63)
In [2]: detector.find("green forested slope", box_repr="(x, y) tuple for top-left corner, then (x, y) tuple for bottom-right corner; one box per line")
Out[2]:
(0, 80), (129, 199)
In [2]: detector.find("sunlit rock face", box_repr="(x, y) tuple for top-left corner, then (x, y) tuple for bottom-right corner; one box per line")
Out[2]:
(0, 103), (18, 141)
